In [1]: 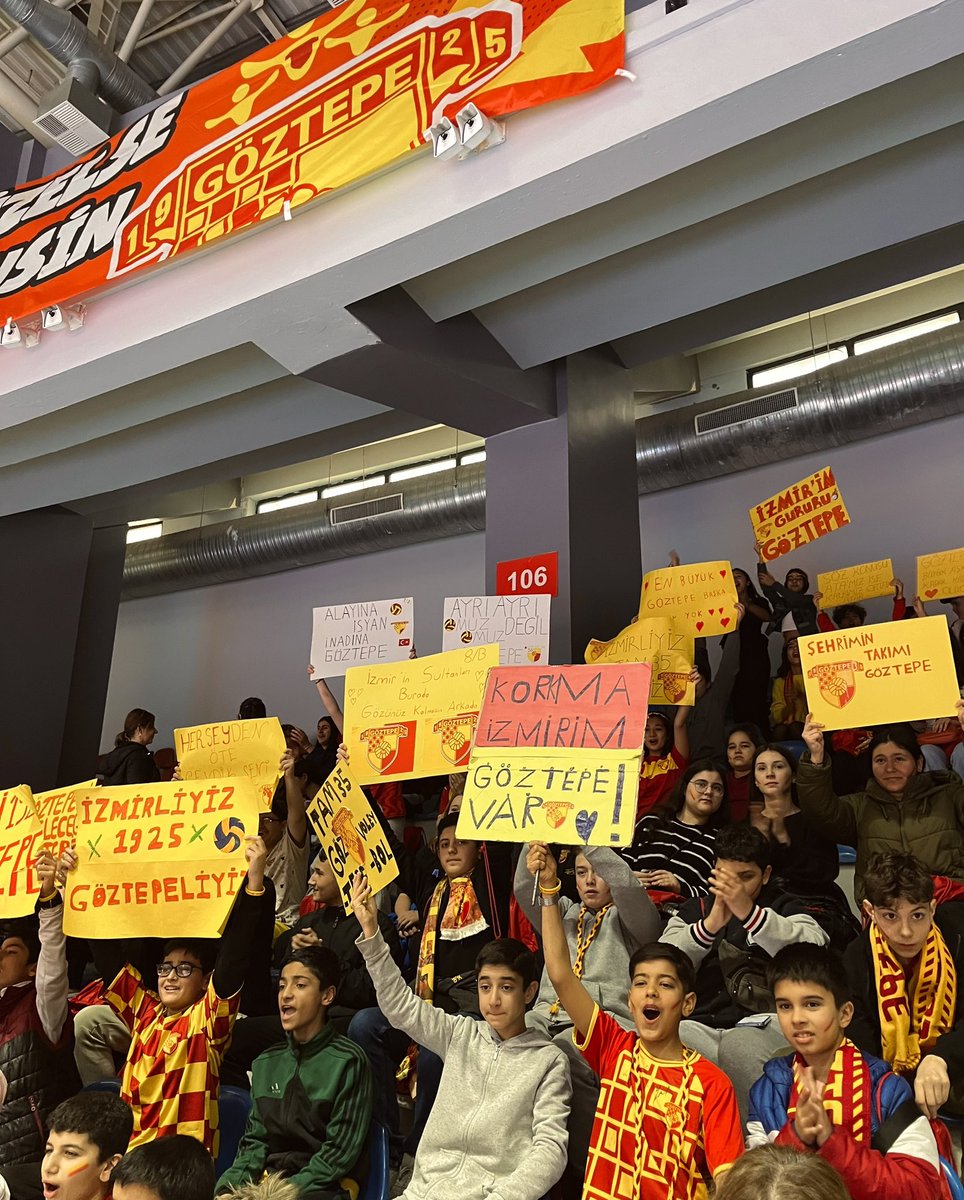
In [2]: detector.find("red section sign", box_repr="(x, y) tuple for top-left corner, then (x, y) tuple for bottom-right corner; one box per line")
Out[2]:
(496, 552), (559, 597)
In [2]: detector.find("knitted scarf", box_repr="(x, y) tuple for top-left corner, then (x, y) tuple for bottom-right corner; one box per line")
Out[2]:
(788, 1039), (872, 1144)
(415, 875), (488, 1003)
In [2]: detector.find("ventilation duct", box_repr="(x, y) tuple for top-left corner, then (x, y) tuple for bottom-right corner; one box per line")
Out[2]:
(121, 464), (485, 600)
(0, 0), (155, 114)
(122, 324), (964, 598)
(636, 322), (964, 493)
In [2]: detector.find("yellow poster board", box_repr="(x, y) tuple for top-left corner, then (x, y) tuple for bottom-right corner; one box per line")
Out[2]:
(751, 466), (851, 562)
(63, 778), (262, 938)
(585, 617), (695, 705)
(457, 663), (651, 847)
(306, 762), (398, 912)
(174, 718), (286, 808)
(0, 785), (43, 919)
(35, 780), (97, 861)
(917, 547), (964, 602)
(343, 644), (499, 785)
(638, 561), (738, 638)
(799, 615), (959, 731)
(816, 559), (894, 610)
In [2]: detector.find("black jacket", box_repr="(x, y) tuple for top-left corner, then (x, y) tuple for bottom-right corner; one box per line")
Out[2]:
(100, 741), (160, 786)
(843, 900), (964, 1081)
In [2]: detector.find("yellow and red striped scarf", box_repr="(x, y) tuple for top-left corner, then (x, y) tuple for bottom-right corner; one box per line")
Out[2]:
(870, 919), (957, 1074)
(788, 1039), (872, 1143)
(415, 875), (487, 1003)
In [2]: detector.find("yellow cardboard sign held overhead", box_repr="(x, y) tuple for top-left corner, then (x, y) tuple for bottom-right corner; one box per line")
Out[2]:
(174, 718), (286, 809)
(816, 559), (894, 610)
(306, 762), (398, 912)
(917, 547), (964, 602)
(0, 785), (43, 919)
(585, 616), (695, 705)
(799, 615), (959, 731)
(35, 780), (97, 861)
(750, 465), (850, 562)
(638, 562), (738, 638)
(343, 644), (499, 786)
(63, 778), (262, 939)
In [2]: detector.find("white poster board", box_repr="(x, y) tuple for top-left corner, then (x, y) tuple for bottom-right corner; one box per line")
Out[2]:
(310, 597), (414, 679)
(442, 595), (551, 665)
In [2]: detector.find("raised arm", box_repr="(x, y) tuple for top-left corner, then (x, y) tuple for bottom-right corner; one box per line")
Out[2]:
(672, 702), (691, 762)
(528, 842), (595, 1035)
(795, 715), (860, 844)
(579, 845), (660, 946)
(308, 664), (344, 732)
(281, 750), (308, 848)
(34, 850), (70, 1043)
(213, 836), (270, 999)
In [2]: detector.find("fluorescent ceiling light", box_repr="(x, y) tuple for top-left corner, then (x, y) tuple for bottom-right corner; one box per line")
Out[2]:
(751, 346), (848, 389)
(321, 474), (386, 499)
(460, 450), (486, 465)
(389, 457), (457, 482)
(257, 489), (319, 514)
(126, 521), (162, 544)
(853, 311), (959, 356)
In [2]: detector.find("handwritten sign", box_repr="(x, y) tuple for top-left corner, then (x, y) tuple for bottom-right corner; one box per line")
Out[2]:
(585, 617), (695, 705)
(750, 466), (850, 562)
(638, 561), (738, 638)
(63, 779), (262, 939)
(0, 786), (43, 919)
(816, 559), (894, 610)
(35, 780), (96, 862)
(917, 548), (964, 602)
(442, 595), (551, 665)
(343, 645), (499, 786)
(457, 664), (650, 847)
(799, 615), (959, 731)
(309, 597), (413, 680)
(174, 718), (285, 808)
(306, 762), (397, 912)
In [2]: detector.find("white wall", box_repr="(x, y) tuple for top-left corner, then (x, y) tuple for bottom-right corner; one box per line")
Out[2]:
(638, 411), (964, 667)
(103, 532), (485, 752)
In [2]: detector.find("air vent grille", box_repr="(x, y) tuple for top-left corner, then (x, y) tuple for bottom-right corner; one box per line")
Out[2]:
(329, 493), (404, 525)
(695, 387), (799, 435)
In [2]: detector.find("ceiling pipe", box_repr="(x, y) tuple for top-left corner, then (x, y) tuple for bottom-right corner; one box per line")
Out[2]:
(0, 0), (155, 110)
(121, 324), (964, 599)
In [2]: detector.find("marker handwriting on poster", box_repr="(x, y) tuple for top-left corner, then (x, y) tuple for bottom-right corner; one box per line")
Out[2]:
(585, 616), (695, 705)
(638, 561), (738, 638)
(799, 616), (959, 731)
(457, 664), (650, 847)
(309, 597), (413, 678)
(34, 781), (96, 861)
(0, 785), (43, 918)
(442, 595), (551, 665)
(750, 466), (850, 561)
(916, 547), (964, 602)
(306, 762), (397, 912)
(175, 718), (285, 807)
(63, 779), (261, 938)
(816, 560), (895, 610)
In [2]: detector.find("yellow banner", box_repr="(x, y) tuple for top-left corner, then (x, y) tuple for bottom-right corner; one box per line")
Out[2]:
(585, 616), (695, 705)
(306, 762), (398, 912)
(917, 547), (964, 602)
(343, 644), (499, 785)
(0, 785), (43, 919)
(750, 465), (851, 561)
(799, 615), (959, 731)
(174, 718), (286, 808)
(63, 779), (262, 938)
(35, 780), (97, 861)
(816, 559), (894, 610)
(638, 561), (738, 638)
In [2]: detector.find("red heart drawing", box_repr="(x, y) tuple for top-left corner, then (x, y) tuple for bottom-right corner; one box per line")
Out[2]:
(644, 581), (650, 591)
(708, 608), (715, 615)
(925, 589), (938, 599)
(696, 621), (705, 632)
(719, 570), (727, 579)
(720, 617), (731, 628)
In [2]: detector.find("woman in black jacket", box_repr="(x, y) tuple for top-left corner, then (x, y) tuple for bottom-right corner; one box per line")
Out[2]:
(100, 707), (160, 784)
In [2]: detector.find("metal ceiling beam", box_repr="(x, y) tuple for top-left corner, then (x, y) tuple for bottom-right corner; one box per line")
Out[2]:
(156, 0), (251, 93)
(138, 1), (231, 47)
(117, 0), (154, 59)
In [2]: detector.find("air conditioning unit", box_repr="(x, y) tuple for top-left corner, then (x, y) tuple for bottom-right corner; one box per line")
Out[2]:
(33, 78), (113, 156)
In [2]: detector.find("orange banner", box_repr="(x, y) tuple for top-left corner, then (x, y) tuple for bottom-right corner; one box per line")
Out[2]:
(0, 0), (623, 321)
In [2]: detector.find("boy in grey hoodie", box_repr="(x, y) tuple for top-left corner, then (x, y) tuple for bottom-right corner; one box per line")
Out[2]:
(351, 870), (570, 1200)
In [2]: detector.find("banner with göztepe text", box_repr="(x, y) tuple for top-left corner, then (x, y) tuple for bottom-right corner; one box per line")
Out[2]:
(0, 0), (624, 320)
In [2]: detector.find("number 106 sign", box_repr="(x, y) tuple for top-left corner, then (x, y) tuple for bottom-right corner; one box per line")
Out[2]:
(496, 552), (558, 597)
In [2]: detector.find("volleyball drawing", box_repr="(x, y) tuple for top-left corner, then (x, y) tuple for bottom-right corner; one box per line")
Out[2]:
(214, 817), (244, 853)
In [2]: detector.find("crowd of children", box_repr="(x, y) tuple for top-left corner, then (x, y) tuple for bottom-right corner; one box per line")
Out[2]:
(1, 566), (964, 1200)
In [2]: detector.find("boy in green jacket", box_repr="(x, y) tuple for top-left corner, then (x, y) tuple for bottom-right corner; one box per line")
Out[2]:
(215, 946), (373, 1200)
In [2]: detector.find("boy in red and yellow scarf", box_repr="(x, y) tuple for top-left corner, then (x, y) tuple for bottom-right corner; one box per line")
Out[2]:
(749, 944), (945, 1200)
(843, 851), (963, 1119)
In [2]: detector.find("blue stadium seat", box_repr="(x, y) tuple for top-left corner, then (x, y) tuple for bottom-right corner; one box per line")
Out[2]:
(942, 1158), (964, 1200)
(359, 1120), (391, 1200)
(82, 1078), (121, 1095)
